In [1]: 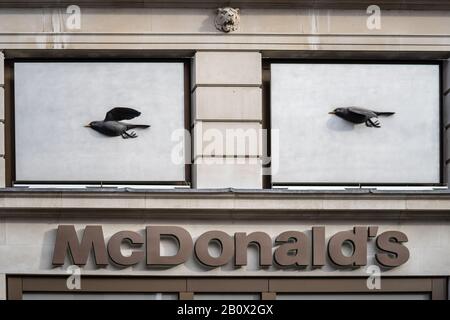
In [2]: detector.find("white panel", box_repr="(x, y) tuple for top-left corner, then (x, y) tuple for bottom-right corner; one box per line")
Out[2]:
(271, 63), (440, 184)
(15, 62), (185, 182)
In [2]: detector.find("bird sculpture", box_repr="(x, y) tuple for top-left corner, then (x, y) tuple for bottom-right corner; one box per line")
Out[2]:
(329, 107), (395, 128)
(85, 107), (150, 139)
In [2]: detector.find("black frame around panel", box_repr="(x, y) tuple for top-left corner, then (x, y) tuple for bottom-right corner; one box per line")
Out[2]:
(5, 58), (192, 187)
(265, 59), (444, 187)
(7, 275), (448, 300)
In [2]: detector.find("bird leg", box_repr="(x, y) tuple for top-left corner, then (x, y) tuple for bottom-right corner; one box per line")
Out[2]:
(124, 131), (138, 138)
(366, 118), (381, 128)
(369, 118), (381, 128)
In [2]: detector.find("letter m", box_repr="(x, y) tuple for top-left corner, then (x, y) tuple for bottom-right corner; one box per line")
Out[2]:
(52, 225), (108, 266)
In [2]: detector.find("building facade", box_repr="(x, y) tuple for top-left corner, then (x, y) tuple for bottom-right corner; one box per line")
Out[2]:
(0, 0), (449, 300)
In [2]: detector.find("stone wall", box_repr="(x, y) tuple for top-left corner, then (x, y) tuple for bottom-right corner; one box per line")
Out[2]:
(0, 4), (450, 300)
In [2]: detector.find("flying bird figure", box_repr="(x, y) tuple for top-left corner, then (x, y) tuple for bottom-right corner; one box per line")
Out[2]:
(85, 107), (150, 139)
(329, 107), (395, 128)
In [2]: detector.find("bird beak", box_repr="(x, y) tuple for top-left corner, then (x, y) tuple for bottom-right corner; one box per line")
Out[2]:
(84, 124), (91, 127)
(328, 111), (336, 114)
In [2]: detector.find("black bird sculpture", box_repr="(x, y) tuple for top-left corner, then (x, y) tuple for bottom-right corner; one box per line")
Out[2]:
(329, 107), (395, 128)
(85, 107), (150, 139)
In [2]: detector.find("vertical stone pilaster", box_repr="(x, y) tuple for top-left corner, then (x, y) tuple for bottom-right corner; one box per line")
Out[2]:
(0, 51), (5, 188)
(191, 51), (263, 188)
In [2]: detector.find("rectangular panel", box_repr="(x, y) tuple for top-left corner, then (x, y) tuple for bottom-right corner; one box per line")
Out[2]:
(0, 274), (5, 300)
(271, 63), (441, 185)
(6, 276), (22, 300)
(22, 277), (186, 292)
(14, 62), (186, 182)
(193, 87), (262, 122)
(276, 293), (430, 300)
(194, 294), (260, 300)
(0, 87), (4, 120)
(187, 278), (267, 292)
(23, 293), (178, 300)
(269, 278), (432, 292)
(193, 52), (262, 87)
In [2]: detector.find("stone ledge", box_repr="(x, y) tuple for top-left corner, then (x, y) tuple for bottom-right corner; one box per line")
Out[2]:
(2, 34), (450, 53)
(2, 187), (450, 194)
(3, 49), (450, 61)
(0, 189), (450, 219)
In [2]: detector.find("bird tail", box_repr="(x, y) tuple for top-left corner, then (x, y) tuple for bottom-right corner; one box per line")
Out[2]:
(375, 112), (395, 116)
(126, 124), (151, 130)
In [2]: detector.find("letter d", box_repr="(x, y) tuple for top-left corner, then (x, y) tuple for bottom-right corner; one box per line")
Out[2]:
(146, 226), (193, 266)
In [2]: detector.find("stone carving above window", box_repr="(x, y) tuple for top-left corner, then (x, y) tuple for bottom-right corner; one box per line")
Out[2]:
(215, 7), (240, 33)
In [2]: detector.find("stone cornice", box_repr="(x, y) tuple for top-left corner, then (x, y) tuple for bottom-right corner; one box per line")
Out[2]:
(1, 34), (450, 56)
(0, 188), (450, 219)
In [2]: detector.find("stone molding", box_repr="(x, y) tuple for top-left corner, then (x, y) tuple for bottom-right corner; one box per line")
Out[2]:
(1, 34), (450, 53)
(0, 189), (450, 219)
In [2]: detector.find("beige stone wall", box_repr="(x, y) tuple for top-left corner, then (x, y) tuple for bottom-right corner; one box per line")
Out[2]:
(192, 52), (263, 188)
(0, 51), (4, 188)
(0, 6), (448, 299)
(0, 8), (449, 51)
(2, 190), (450, 213)
(0, 8), (449, 35)
(0, 216), (449, 277)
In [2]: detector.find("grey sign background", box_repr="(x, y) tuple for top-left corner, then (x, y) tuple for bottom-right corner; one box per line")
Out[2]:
(15, 62), (185, 182)
(271, 63), (440, 185)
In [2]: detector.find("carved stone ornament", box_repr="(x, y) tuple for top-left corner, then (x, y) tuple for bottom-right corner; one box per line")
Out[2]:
(215, 7), (240, 33)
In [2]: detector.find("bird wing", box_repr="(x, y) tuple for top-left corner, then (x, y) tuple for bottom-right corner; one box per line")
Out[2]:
(347, 107), (377, 118)
(104, 107), (141, 121)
